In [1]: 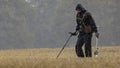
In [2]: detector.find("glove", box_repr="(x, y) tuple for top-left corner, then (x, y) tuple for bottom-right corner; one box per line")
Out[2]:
(95, 32), (99, 38)
(76, 25), (80, 31)
(69, 32), (77, 36)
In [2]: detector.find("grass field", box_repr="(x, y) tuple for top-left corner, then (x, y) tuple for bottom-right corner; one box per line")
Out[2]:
(0, 46), (120, 68)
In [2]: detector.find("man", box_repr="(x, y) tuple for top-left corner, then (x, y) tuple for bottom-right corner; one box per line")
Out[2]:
(71, 4), (99, 57)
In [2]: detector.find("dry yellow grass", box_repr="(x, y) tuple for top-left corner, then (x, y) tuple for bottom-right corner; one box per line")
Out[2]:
(0, 46), (120, 68)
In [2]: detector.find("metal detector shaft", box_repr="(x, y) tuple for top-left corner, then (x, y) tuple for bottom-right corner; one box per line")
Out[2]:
(94, 37), (99, 57)
(95, 37), (98, 49)
(56, 35), (72, 59)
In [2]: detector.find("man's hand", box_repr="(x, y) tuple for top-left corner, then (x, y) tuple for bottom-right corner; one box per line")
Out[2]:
(95, 32), (99, 38)
(69, 32), (77, 36)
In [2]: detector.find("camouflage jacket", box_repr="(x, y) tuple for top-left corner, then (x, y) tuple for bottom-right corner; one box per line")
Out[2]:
(76, 11), (98, 33)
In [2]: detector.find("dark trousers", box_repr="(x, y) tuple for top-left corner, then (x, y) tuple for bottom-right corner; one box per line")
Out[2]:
(75, 33), (92, 57)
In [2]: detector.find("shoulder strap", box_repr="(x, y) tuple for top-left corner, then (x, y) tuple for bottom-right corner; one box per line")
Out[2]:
(81, 12), (88, 26)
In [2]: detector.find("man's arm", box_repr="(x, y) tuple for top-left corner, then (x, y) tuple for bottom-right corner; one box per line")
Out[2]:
(70, 14), (81, 36)
(88, 14), (98, 33)
(88, 13), (99, 38)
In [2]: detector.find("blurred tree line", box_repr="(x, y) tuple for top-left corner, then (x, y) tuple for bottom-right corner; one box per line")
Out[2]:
(0, 0), (38, 49)
(0, 0), (119, 49)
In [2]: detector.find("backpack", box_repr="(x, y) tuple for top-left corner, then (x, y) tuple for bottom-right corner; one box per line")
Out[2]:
(81, 12), (92, 33)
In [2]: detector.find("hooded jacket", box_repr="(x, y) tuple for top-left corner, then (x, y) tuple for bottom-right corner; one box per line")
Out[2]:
(76, 4), (98, 33)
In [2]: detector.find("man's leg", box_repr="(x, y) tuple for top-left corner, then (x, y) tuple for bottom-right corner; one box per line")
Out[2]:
(75, 36), (84, 57)
(84, 34), (92, 57)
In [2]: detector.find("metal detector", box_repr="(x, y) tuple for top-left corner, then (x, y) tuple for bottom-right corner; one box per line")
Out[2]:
(56, 34), (72, 59)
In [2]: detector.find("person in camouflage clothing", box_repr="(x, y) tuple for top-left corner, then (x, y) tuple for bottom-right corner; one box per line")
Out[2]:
(71, 4), (99, 57)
